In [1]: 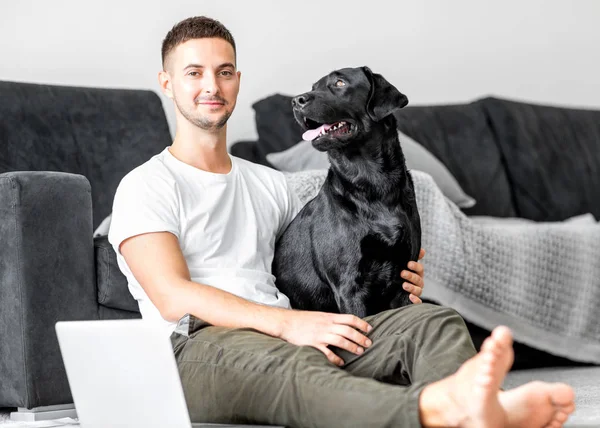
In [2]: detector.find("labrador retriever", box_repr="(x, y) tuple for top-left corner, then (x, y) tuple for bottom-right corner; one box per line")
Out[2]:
(272, 66), (421, 318)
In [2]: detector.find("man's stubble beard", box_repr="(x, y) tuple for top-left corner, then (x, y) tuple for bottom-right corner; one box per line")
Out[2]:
(174, 95), (232, 132)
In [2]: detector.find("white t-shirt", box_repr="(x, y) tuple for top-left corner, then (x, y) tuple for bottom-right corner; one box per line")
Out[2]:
(108, 147), (303, 336)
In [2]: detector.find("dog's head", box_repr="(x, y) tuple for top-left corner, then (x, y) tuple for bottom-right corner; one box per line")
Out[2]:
(292, 66), (408, 152)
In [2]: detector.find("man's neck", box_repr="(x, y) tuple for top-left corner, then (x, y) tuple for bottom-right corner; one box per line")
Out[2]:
(169, 124), (231, 174)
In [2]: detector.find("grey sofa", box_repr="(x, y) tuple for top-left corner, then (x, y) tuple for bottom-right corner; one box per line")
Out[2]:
(0, 80), (170, 415)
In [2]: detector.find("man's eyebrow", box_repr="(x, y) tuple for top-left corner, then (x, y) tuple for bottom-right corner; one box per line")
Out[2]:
(182, 63), (235, 71)
(183, 64), (204, 70)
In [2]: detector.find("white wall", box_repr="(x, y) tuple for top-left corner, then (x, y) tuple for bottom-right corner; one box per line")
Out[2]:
(1, 0), (599, 146)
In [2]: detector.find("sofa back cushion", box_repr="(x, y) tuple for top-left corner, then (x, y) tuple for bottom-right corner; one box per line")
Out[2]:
(253, 94), (303, 160)
(94, 235), (139, 313)
(0, 81), (172, 229)
(482, 97), (600, 221)
(250, 93), (516, 217)
(393, 102), (516, 217)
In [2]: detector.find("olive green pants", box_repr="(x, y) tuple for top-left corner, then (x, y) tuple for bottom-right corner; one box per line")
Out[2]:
(170, 303), (476, 428)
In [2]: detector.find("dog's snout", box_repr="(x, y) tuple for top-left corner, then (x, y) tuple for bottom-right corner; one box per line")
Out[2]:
(292, 94), (311, 109)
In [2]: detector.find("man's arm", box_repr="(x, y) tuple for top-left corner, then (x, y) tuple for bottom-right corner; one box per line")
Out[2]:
(120, 231), (287, 337)
(119, 232), (373, 365)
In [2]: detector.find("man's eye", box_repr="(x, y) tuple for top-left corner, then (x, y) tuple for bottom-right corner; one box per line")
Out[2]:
(220, 70), (233, 76)
(187, 71), (200, 77)
(335, 80), (345, 87)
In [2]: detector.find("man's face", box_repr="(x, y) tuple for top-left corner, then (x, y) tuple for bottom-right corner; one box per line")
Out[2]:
(163, 38), (240, 132)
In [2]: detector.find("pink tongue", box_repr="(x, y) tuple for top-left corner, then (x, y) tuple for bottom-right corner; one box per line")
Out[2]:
(302, 123), (333, 141)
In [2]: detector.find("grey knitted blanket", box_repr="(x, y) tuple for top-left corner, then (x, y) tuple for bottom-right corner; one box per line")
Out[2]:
(285, 169), (600, 364)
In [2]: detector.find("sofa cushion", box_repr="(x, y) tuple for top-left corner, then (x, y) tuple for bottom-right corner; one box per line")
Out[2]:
(94, 235), (139, 313)
(252, 94), (303, 157)
(0, 81), (172, 229)
(393, 101), (516, 217)
(482, 97), (600, 221)
(229, 140), (271, 167)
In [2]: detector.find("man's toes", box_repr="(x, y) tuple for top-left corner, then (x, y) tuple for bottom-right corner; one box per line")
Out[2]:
(549, 383), (575, 407)
(481, 334), (504, 355)
(554, 410), (570, 424)
(490, 326), (513, 349)
(558, 403), (575, 415)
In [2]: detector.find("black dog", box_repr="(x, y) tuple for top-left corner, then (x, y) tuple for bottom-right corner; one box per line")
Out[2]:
(272, 66), (421, 318)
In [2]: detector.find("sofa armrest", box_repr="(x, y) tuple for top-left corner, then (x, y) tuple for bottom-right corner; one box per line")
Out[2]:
(0, 171), (99, 408)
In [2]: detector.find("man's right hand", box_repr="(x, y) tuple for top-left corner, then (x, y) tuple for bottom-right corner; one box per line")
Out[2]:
(278, 311), (373, 366)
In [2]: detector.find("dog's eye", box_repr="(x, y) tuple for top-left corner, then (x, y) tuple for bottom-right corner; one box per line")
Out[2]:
(335, 80), (346, 87)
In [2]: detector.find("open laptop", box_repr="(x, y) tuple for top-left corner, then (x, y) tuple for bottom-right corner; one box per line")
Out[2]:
(55, 319), (282, 428)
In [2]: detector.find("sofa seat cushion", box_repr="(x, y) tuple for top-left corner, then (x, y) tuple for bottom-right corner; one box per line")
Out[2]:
(482, 97), (600, 221)
(94, 235), (139, 313)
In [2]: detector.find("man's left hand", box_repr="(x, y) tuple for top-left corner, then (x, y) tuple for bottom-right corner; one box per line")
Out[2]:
(401, 248), (425, 304)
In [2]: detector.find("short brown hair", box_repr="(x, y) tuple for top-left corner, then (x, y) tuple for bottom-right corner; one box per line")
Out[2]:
(161, 16), (236, 69)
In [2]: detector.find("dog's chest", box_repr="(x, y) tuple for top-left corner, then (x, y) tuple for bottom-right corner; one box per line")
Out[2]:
(353, 200), (419, 287)
(362, 202), (412, 246)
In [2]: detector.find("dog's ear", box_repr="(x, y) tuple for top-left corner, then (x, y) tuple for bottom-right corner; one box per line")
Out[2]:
(362, 66), (408, 122)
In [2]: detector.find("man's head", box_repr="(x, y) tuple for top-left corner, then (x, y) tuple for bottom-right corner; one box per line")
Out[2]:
(159, 16), (240, 133)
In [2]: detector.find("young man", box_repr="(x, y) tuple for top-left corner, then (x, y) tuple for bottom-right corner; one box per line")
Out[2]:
(108, 16), (575, 428)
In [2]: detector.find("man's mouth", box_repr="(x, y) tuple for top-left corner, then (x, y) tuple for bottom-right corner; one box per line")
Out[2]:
(195, 97), (226, 106)
(302, 119), (354, 142)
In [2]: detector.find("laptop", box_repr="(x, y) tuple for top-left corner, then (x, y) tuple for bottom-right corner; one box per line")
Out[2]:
(55, 319), (282, 428)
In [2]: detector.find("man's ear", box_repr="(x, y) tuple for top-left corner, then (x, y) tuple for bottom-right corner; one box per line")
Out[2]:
(362, 66), (408, 122)
(158, 70), (174, 100)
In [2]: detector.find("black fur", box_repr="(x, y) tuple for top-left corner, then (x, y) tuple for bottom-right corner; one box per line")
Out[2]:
(272, 66), (421, 318)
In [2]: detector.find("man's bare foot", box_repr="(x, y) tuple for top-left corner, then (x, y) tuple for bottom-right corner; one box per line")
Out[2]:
(499, 382), (575, 428)
(419, 326), (576, 428)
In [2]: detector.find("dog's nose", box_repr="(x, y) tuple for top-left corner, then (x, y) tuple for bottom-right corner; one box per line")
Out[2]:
(292, 94), (310, 109)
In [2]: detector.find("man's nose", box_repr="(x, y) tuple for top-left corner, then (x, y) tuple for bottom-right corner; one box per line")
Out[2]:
(203, 73), (219, 94)
(292, 93), (312, 109)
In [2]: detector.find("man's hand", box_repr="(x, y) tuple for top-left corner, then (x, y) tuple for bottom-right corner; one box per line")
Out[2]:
(401, 248), (425, 304)
(278, 310), (373, 366)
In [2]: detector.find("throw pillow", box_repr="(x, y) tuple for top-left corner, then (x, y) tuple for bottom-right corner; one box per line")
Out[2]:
(252, 94), (302, 157)
(267, 131), (476, 208)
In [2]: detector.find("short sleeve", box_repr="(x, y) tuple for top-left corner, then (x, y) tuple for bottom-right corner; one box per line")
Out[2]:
(276, 178), (303, 239)
(108, 170), (180, 255)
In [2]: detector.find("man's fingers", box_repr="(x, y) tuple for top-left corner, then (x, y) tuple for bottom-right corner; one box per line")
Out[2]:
(418, 248), (425, 260)
(325, 333), (365, 356)
(407, 261), (424, 276)
(330, 324), (372, 350)
(333, 313), (372, 334)
(403, 282), (422, 297)
(401, 270), (424, 288)
(317, 345), (344, 366)
(409, 294), (422, 304)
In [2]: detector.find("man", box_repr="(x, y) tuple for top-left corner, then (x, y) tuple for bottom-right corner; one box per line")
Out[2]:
(108, 16), (575, 428)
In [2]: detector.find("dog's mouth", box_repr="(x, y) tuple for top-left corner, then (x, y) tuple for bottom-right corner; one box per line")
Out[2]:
(302, 118), (355, 142)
